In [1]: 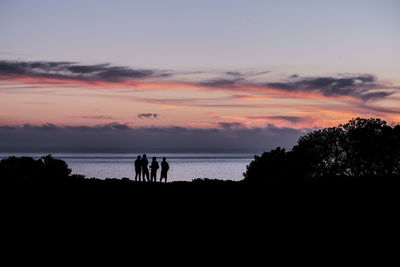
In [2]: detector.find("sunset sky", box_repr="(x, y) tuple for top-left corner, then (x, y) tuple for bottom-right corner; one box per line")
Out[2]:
(0, 0), (399, 152)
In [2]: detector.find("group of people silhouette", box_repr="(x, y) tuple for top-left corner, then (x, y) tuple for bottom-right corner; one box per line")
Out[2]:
(134, 154), (169, 183)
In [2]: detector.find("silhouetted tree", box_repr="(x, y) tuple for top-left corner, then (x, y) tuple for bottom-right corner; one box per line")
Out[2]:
(244, 118), (400, 183)
(340, 118), (398, 177)
(291, 126), (346, 179)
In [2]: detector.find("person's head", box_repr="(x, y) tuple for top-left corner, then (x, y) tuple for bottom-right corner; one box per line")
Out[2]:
(137, 155), (141, 159)
(163, 157), (166, 161)
(153, 157), (156, 161)
(143, 154), (146, 158)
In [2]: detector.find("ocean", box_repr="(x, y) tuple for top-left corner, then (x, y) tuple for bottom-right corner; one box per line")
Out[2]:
(0, 152), (256, 181)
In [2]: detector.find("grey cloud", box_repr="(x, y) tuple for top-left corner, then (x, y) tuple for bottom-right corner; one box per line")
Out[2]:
(225, 72), (242, 76)
(197, 71), (270, 87)
(194, 73), (393, 102)
(0, 60), (166, 82)
(199, 79), (239, 87)
(111, 123), (131, 130)
(66, 64), (110, 74)
(22, 123), (60, 131)
(225, 70), (270, 78)
(217, 122), (246, 129)
(63, 122), (130, 132)
(244, 70), (270, 78)
(138, 113), (159, 119)
(0, 123), (304, 153)
(247, 116), (303, 123)
(360, 91), (393, 101)
(77, 115), (115, 120)
(0, 125), (17, 130)
(3, 122), (131, 133)
(265, 74), (392, 100)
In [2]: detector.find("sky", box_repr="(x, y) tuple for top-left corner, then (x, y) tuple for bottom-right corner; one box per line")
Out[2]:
(0, 0), (399, 152)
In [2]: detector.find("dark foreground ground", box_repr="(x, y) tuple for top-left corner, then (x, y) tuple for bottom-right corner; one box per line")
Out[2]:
(3, 175), (400, 209)
(3, 174), (399, 226)
(2, 176), (399, 263)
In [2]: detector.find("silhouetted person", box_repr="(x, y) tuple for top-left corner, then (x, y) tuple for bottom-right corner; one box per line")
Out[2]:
(141, 154), (149, 182)
(160, 157), (169, 183)
(134, 155), (142, 182)
(150, 157), (159, 182)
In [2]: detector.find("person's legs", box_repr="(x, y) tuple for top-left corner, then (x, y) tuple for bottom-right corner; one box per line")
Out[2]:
(161, 172), (167, 183)
(160, 174), (166, 183)
(137, 170), (141, 181)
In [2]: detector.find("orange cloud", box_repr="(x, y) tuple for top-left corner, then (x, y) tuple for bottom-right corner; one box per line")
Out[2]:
(4, 74), (367, 104)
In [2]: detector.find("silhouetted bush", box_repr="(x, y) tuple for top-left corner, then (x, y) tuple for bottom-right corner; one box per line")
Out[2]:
(244, 118), (400, 184)
(244, 147), (290, 184)
(0, 154), (71, 184)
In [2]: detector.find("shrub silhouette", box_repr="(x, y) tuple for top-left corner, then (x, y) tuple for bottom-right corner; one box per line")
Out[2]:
(40, 154), (72, 179)
(0, 154), (72, 184)
(244, 118), (400, 183)
(244, 147), (289, 184)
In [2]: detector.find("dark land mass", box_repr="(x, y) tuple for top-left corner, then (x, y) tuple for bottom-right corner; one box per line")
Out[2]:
(2, 136), (399, 259)
(2, 160), (399, 211)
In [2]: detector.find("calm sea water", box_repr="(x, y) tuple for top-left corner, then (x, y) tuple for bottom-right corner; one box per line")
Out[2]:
(0, 153), (256, 181)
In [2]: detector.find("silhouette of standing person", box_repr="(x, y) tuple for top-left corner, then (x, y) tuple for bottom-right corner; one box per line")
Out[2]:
(150, 157), (159, 182)
(141, 154), (149, 182)
(134, 155), (142, 182)
(160, 157), (169, 183)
